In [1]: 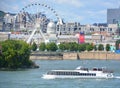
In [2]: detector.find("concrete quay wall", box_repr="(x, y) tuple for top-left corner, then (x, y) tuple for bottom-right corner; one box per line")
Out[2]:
(30, 55), (63, 60)
(30, 52), (120, 60)
(30, 52), (63, 60)
(63, 52), (78, 60)
(78, 52), (120, 60)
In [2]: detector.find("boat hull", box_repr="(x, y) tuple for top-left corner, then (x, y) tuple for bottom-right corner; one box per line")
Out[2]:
(42, 74), (114, 79)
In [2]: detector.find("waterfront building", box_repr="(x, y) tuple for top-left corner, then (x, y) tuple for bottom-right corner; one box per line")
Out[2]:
(46, 21), (57, 43)
(57, 35), (78, 43)
(2, 11), (119, 37)
(56, 20), (81, 35)
(0, 20), (3, 31)
(4, 13), (16, 31)
(107, 7), (120, 24)
(0, 32), (11, 41)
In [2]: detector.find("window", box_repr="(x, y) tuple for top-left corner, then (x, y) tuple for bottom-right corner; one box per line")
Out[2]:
(103, 28), (105, 31)
(110, 28), (112, 31)
(79, 28), (81, 30)
(47, 71), (96, 76)
(69, 28), (70, 31)
(57, 28), (59, 31)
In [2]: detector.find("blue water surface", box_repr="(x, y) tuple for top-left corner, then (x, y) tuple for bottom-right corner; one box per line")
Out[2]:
(0, 60), (120, 88)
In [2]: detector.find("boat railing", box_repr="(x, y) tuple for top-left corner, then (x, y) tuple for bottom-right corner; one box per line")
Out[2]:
(92, 67), (113, 73)
(103, 70), (113, 73)
(76, 66), (88, 71)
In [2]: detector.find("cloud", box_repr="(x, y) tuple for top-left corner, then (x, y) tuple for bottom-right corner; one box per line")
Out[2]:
(12, 5), (19, 11)
(83, 9), (107, 23)
(0, 0), (22, 12)
(86, 10), (106, 17)
(84, 10), (106, 22)
(102, 1), (120, 8)
(0, 1), (11, 12)
(57, 10), (84, 22)
(53, 0), (83, 7)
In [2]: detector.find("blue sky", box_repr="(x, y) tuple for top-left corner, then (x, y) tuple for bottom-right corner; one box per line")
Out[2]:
(0, 0), (120, 24)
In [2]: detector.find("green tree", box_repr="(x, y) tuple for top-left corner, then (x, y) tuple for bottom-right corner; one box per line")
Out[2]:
(59, 42), (76, 51)
(64, 43), (70, 51)
(98, 44), (104, 51)
(0, 11), (5, 18)
(31, 42), (37, 51)
(39, 42), (46, 51)
(58, 43), (66, 51)
(0, 40), (34, 69)
(69, 42), (78, 51)
(78, 44), (86, 52)
(115, 40), (120, 50)
(86, 44), (93, 51)
(46, 42), (58, 51)
(106, 44), (110, 51)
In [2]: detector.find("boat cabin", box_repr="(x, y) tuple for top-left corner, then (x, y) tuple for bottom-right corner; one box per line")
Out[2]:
(76, 66), (88, 71)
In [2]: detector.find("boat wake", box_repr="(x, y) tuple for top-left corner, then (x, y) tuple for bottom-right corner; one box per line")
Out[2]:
(42, 76), (55, 79)
(41, 75), (55, 79)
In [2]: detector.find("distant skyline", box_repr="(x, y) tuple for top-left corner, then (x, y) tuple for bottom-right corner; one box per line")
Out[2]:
(0, 0), (120, 24)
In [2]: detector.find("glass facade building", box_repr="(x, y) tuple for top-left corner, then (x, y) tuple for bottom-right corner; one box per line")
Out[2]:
(107, 7), (120, 24)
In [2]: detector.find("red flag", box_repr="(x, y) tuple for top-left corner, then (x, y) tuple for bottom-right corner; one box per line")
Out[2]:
(79, 32), (85, 43)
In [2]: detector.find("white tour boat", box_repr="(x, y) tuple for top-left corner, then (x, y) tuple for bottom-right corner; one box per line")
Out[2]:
(42, 66), (114, 79)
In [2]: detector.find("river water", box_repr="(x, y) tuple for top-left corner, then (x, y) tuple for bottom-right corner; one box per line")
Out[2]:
(0, 60), (120, 88)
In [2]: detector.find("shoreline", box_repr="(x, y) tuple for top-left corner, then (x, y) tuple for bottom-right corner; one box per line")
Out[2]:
(30, 51), (120, 60)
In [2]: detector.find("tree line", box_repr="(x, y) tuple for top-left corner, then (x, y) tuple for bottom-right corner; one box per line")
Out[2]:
(31, 42), (112, 52)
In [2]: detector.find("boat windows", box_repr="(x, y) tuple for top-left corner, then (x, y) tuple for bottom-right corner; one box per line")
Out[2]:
(93, 68), (103, 71)
(47, 71), (96, 76)
(80, 73), (96, 76)
(98, 68), (102, 71)
(93, 68), (97, 71)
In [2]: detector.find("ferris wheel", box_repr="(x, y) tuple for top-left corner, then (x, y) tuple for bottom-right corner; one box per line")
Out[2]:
(17, 2), (60, 44)
(19, 2), (59, 26)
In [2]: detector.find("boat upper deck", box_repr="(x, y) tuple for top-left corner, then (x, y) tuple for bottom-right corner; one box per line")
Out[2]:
(49, 66), (113, 73)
